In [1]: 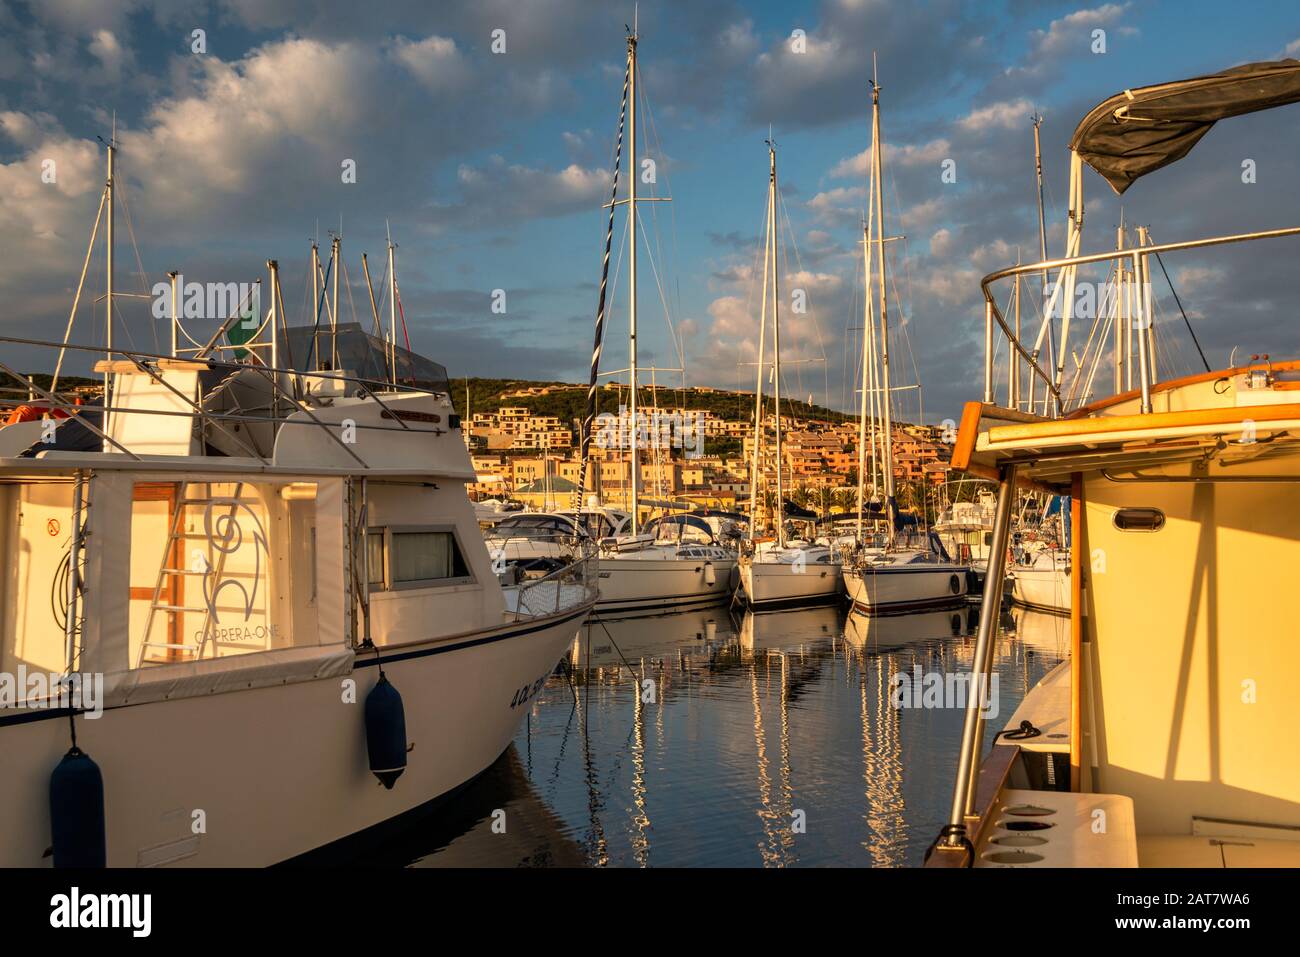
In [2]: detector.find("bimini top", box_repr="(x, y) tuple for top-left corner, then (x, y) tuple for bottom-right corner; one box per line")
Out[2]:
(1070, 58), (1300, 194)
(279, 322), (450, 393)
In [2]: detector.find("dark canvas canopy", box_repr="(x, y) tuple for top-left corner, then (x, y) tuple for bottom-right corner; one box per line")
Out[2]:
(781, 499), (818, 520)
(280, 322), (450, 393)
(1070, 59), (1300, 194)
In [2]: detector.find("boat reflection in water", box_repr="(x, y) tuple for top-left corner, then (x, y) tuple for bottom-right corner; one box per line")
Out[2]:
(842, 606), (977, 653)
(356, 601), (1059, 867)
(571, 603), (736, 670)
(344, 747), (587, 868)
(1008, 603), (1070, 659)
(739, 603), (840, 652)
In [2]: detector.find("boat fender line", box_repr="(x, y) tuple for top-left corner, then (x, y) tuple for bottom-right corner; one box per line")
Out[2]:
(49, 705), (106, 868)
(996, 720), (1042, 742)
(360, 642), (410, 789)
(703, 561), (716, 586)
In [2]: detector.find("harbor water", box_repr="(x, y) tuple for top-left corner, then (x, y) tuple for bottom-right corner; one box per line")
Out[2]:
(354, 600), (1068, 867)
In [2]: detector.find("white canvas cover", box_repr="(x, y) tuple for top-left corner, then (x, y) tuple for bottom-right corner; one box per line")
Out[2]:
(314, 477), (349, 647)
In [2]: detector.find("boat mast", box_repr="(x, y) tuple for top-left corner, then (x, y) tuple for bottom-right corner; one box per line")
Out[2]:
(310, 240), (321, 371)
(870, 64), (896, 542)
(627, 24), (640, 534)
(769, 140), (784, 549)
(1030, 112), (1049, 414)
(387, 222), (397, 386)
(855, 219), (871, 543)
(104, 130), (115, 423)
(857, 145), (883, 544)
(331, 233), (340, 370)
(748, 142), (773, 541)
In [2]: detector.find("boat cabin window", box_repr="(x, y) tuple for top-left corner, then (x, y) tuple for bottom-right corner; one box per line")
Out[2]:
(367, 526), (472, 590)
(125, 479), (339, 668)
(1113, 507), (1165, 532)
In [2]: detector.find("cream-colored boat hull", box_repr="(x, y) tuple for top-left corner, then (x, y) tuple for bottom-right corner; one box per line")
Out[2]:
(1, 607), (585, 867)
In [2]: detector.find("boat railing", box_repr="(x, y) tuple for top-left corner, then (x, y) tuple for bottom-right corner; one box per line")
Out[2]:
(0, 334), (451, 468)
(980, 225), (1300, 418)
(509, 548), (599, 621)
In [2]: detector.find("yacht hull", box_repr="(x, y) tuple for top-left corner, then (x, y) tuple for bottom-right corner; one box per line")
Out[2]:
(843, 563), (968, 614)
(0, 604), (589, 867)
(738, 558), (842, 608)
(1009, 566), (1071, 614)
(595, 557), (735, 615)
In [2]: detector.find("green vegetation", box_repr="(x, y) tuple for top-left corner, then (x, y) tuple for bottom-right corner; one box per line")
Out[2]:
(704, 436), (742, 457)
(451, 376), (855, 428)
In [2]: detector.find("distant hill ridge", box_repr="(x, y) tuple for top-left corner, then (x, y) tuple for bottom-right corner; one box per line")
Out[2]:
(451, 377), (857, 427)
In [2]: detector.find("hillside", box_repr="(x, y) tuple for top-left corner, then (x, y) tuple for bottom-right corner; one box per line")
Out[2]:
(450, 377), (856, 427)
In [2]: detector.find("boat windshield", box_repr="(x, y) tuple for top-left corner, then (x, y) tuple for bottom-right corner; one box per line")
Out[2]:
(490, 515), (580, 541)
(643, 514), (716, 545)
(560, 512), (622, 539)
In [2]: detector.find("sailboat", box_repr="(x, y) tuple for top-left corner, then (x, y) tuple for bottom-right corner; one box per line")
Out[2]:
(573, 24), (736, 616)
(928, 59), (1300, 868)
(0, 137), (597, 866)
(841, 66), (968, 614)
(738, 140), (844, 609)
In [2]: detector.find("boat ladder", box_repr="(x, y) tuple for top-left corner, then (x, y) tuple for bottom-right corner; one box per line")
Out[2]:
(136, 481), (248, 667)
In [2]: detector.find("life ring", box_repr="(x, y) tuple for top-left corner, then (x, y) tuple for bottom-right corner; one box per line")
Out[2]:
(5, 404), (72, 426)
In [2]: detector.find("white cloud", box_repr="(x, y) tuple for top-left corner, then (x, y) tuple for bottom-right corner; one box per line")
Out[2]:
(391, 35), (471, 91)
(807, 185), (867, 225)
(957, 98), (1036, 133)
(829, 138), (951, 178)
(88, 30), (131, 79)
(898, 196), (946, 231)
(448, 155), (608, 224)
(929, 227), (954, 257)
(1030, 4), (1129, 58)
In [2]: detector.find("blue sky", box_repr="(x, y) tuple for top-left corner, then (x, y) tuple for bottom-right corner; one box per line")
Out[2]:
(2, 0), (1299, 421)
